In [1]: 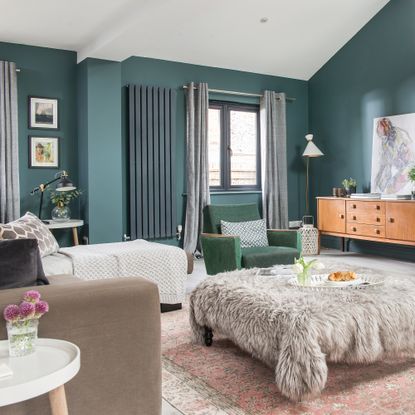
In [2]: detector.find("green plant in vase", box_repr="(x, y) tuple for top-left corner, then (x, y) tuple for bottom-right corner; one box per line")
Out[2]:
(293, 257), (325, 286)
(409, 167), (415, 200)
(342, 178), (357, 197)
(49, 189), (82, 222)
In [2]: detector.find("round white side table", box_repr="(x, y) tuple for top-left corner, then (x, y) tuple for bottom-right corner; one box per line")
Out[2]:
(45, 220), (84, 246)
(0, 338), (80, 414)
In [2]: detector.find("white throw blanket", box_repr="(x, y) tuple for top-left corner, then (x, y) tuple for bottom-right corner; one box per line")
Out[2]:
(59, 240), (188, 304)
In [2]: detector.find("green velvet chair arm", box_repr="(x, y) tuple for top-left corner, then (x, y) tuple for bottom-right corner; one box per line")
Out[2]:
(267, 230), (302, 252)
(201, 233), (242, 275)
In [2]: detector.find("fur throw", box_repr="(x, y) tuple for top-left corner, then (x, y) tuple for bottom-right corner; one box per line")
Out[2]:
(189, 264), (415, 401)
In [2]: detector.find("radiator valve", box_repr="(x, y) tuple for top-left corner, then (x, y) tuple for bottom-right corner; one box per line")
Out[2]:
(176, 225), (183, 241)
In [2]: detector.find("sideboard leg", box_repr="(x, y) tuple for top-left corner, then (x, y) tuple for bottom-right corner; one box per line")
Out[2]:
(204, 326), (213, 347)
(317, 231), (321, 254)
(49, 385), (68, 415)
(346, 238), (351, 252)
(340, 237), (346, 252)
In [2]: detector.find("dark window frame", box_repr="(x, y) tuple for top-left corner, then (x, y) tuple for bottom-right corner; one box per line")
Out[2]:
(209, 100), (261, 191)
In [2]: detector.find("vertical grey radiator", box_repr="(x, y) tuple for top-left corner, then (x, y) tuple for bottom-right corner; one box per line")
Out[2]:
(129, 85), (177, 239)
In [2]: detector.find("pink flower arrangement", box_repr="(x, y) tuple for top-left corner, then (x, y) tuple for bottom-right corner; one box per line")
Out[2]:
(3, 290), (49, 322)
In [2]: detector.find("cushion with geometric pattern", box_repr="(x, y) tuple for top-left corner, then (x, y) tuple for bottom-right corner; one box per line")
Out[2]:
(0, 212), (59, 257)
(221, 218), (269, 248)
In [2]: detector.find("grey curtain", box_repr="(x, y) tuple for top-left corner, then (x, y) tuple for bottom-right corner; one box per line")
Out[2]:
(183, 82), (210, 253)
(260, 91), (288, 229)
(0, 61), (20, 223)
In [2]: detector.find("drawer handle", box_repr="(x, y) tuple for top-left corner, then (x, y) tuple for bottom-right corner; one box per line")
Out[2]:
(352, 204), (357, 209)
(375, 205), (381, 210)
(376, 217), (380, 222)
(375, 229), (381, 235)
(353, 215), (357, 220)
(388, 218), (395, 223)
(339, 214), (344, 219)
(352, 227), (357, 232)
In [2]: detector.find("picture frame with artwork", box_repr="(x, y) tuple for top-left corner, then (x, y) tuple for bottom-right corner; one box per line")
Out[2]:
(371, 113), (415, 195)
(29, 136), (59, 169)
(28, 96), (59, 130)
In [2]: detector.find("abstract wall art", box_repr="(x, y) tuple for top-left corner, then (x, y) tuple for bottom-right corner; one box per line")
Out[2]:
(371, 113), (415, 195)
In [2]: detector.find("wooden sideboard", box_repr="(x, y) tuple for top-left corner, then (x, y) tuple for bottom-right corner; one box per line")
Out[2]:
(317, 197), (415, 248)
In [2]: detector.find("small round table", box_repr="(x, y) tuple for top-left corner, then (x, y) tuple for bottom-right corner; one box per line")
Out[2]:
(45, 220), (84, 246)
(0, 338), (80, 414)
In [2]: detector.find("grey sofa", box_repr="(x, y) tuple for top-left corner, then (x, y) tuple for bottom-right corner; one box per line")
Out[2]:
(0, 275), (162, 415)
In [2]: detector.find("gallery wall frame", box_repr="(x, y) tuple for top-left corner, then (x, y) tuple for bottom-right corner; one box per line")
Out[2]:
(28, 96), (59, 130)
(28, 136), (60, 169)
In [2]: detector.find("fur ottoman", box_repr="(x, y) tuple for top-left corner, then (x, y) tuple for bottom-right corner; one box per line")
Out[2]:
(189, 265), (415, 401)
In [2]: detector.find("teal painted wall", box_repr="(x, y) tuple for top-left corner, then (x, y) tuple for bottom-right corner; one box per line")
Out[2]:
(0, 42), (78, 245)
(309, 0), (415, 260)
(77, 59), (123, 244)
(121, 56), (309, 244)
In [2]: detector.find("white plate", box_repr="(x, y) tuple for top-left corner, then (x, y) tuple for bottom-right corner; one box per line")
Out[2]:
(288, 273), (384, 289)
(323, 275), (362, 286)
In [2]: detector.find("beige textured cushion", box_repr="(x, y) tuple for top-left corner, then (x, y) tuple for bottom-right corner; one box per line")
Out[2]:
(0, 212), (59, 257)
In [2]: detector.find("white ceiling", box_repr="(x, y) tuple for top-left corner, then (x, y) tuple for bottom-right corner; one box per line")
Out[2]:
(0, 0), (389, 80)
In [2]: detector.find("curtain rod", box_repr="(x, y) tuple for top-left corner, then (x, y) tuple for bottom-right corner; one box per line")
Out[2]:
(182, 85), (296, 102)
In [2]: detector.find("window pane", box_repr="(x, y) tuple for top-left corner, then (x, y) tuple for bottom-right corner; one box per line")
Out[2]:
(208, 108), (221, 186)
(230, 110), (257, 186)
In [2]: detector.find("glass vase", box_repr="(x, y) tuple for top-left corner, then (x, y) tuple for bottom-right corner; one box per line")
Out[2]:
(7, 319), (39, 357)
(52, 205), (71, 222)
(297, 269), (311, 286)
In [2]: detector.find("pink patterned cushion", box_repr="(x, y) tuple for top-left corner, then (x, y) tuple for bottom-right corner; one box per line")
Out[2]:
(0, 212), (59, 257)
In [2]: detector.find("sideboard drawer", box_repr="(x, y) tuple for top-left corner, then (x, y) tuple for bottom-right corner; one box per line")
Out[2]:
(347, 212), (385, 225)
(347, 223), (385, 238)
(346, 200), (385, 214)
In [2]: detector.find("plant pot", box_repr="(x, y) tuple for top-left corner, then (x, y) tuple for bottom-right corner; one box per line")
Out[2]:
(52, 205), (71, 222)
(7, 319), (39, 357)
(344, 186), (356, 197)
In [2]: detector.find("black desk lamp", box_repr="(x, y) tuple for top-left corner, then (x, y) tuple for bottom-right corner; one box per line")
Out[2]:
(30, 171), (76, 219)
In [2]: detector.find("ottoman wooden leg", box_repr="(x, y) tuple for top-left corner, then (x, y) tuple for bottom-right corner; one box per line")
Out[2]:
(204, 326), (213, 347)
(49, 385), (68, 415)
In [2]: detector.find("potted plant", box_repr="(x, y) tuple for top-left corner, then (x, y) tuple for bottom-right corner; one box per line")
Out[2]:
(342, 178), (357, 197)
(409, 167), (415, 200)
(49, 189), (82, 222)
(3, 290), (49, 357)
(292, 257), (325, 286)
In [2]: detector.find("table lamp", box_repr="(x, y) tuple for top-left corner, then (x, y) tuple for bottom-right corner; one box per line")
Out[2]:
(30, 171), (76, 220)
(302, 134), (324, 225)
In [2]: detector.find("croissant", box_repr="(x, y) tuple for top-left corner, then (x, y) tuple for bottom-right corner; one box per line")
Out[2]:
(328, 271), (357, 282)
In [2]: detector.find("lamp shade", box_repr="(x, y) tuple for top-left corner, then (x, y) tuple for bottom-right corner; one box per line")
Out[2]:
(55, 174), (76, 192)
(302, 134), (324, 158)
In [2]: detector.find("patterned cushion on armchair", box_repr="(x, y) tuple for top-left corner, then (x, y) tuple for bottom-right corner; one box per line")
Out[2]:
(221, 219), (269, 248)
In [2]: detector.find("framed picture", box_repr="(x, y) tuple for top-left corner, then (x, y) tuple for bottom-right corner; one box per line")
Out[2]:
(371, 113), (415, 195)
(28, 96), (59, 129)
(29, 136), (59, 169)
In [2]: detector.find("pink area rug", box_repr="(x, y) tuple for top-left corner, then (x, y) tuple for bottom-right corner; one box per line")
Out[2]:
(162, 304), (415, 415)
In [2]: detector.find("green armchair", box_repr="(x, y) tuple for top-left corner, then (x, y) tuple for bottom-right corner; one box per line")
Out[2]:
(201, 203), (302, 275)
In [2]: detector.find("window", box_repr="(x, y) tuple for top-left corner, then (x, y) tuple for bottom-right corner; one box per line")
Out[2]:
(208, 101), (260, 190)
